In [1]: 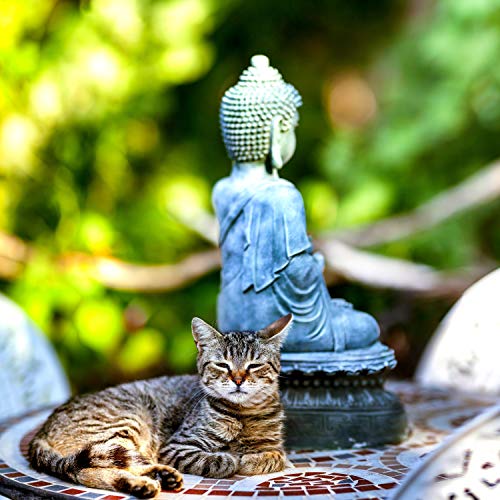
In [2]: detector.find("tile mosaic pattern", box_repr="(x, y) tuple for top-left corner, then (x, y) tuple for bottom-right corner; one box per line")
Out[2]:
(0, 382), (496, 499)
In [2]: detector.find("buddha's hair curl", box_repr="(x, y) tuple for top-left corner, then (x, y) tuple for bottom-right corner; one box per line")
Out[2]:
(220, 56), (302, 162)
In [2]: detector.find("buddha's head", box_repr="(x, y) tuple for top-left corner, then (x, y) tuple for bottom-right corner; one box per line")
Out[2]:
(220, 55), (302, 170)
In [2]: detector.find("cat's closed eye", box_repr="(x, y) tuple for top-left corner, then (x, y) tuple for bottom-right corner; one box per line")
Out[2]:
(246, 363), (265, 371)
(214, 362), (231, 371)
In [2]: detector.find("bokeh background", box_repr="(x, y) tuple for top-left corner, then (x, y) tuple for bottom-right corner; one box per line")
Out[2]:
(1, 0), (499, 393)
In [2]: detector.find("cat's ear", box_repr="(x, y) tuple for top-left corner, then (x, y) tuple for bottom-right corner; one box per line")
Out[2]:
(191, 317), (223, 351)
(259, 314), (293, 344)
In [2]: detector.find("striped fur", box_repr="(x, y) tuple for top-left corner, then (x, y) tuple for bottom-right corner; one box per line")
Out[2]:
(29, 314), (292, 498)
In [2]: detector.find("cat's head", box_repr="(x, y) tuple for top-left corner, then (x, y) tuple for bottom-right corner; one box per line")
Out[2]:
(191, 315), (292, 406)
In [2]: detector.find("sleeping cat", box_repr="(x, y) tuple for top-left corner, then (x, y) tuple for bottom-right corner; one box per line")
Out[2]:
(29, 314), (292, 498)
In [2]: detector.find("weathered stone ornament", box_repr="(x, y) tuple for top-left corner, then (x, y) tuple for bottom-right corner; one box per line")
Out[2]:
(214, 55), (407, 448)
(417, 268), (500, 395)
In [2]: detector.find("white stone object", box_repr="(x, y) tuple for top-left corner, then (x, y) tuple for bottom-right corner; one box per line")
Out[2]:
(417, 268), (500, 394)
(0, 294), (70, 420)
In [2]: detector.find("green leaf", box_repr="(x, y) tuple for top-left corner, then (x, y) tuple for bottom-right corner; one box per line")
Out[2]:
(337, 179), (394, 227)
(168, 330), (197, 371)
(117, 328), (165, 374)
(75, 298), (123, 354)
(300, 179), (338, 231)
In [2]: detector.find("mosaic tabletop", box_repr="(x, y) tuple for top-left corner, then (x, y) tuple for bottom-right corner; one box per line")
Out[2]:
(0, 381), (497, 500)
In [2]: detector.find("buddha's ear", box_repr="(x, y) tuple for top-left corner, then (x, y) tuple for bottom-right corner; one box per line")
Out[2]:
(270, 116), (283, 169)
(191, 318), (223, 351)
(259, 314), (293, 345)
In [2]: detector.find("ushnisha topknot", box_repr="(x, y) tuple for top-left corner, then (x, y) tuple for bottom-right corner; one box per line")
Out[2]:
(220, 55), (302, 163)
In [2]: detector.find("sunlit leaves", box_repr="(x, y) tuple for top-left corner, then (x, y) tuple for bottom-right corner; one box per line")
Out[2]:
(161, 174), (211, 219)
(0, 0), (233, 391)
(472, 81), (500, 130)
(77, 213), (115, 254)
(30, 76), (64, 123)
(151, 0), (214, 46)
(300, 179), (338, 231)
(9, 254), (83, 333)
(126, 120), (159, 156)
(91, 0), (144, 48)
(0, 114), (40, 173)
(336, 178), (394, 228)
(320, 0), (500, 268)
(158, 43), (214, 84)
(118, 328), (165, 374)
(168, 329), (198, 371)
(75, 298), (123, 354)
(0, 180), (11, 228)
(0, 0), (54, 50)
(81, 47), (127, 94)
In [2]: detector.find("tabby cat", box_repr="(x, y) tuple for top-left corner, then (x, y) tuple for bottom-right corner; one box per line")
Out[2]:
(29, 314), (292, 498)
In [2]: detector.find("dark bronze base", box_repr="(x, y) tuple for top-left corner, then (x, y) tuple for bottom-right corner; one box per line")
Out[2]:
(280, 372), (408, 449)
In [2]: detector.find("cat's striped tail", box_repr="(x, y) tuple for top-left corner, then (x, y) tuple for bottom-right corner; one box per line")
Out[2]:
(28, 437), (93, 482)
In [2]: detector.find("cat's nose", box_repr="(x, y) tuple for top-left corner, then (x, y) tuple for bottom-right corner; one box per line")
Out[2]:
(231, 370), (246, 386)
(231, 371), (245, 385)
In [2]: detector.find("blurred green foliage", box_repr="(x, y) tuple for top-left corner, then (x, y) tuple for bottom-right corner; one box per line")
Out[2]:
(319, 0), (500, 270)
(0, 0), (499, 392)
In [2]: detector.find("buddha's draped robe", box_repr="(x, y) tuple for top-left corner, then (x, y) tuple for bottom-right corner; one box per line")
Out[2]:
(213, 175), (339, 352)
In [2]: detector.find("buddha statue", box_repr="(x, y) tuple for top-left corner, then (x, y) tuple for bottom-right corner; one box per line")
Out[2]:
(213, 55), (381, 356)
(213, 56), (407, 449)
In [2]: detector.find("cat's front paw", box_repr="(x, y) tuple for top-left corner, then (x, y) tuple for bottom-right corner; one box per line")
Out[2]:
(238, 451), (286, 475)
(149, 465), (184, 491)
(186, 451), (239, 478)
(116, 475), (161, 499)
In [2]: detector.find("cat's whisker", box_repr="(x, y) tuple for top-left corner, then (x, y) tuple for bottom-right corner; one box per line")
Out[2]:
(184, 389), (207, 411)
(189, 393), (207, 411)
(184, 387), (205, 405)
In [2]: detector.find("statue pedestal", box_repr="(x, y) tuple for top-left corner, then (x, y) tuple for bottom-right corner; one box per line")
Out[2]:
(280, 344), (408, 449)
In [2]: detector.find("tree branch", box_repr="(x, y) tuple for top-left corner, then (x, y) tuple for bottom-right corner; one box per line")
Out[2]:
(329, 160), (500, 247)
(175, 211), (219, 246)
(0, 160), (497, 295)
(0, 230), (220, 293)
(0, 233), (31, 263)
(172, 211), (492, 297)
(0, 255), (23, 280)
(315, 239), (490, 297)
(0, 226), (491, 296)
(63, 250), (221, 293)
